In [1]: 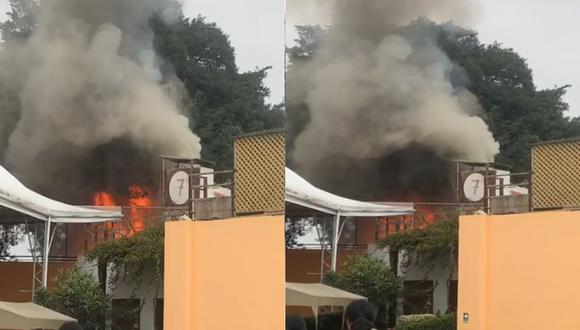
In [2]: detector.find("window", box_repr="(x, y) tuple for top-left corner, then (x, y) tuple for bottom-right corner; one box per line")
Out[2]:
(448, 280), (458, 312)
(402, 281), (434, 315)
(338, 217), (357, 246)
(112, 299), (141, 330)
(155, 299), (164, 330)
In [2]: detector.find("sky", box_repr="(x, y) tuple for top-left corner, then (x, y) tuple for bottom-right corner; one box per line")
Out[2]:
(286, 0), (580, 117)
(0, 0), (579, 113)
(0, 0), (285, 104)
(182, 0), (285, 104)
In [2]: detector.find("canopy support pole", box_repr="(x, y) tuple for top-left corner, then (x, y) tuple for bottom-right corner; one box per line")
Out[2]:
(331, 212), (341, 272)
(42, 217), (52, 289)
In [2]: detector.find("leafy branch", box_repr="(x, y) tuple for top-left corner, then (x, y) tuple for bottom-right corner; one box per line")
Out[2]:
(85, 225), (164, 297)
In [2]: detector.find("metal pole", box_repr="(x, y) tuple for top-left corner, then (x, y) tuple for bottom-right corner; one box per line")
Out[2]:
(42, 217), (52, 288)
(331, 212), (341, 272)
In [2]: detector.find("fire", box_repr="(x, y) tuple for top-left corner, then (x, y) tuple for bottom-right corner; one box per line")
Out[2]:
(93, 191), (116, 206)
(377, 192), (438, 238)
(92, 192), (116, 241)
(128, 185), (152, 233)
(91, 185), (152, 239)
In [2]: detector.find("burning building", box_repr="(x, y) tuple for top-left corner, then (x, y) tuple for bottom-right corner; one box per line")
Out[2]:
(284, 0), (530, 325)
(0, 0), (201, 208)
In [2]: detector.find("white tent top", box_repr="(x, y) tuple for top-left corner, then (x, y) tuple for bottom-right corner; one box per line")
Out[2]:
(0, 165), (122, 223)
(0, 301), (77, 329)
(285, 167), (414, 217)
(286, 282), (366, 315)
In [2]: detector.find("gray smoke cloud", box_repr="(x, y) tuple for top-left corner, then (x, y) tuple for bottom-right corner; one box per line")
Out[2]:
(289, 0), (499, 178)
(0, 0), (200, 193)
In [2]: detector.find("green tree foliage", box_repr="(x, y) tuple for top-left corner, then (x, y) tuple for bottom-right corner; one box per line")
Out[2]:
(378, 218), (458, 273)
(35, 267), (110, 329)
(0, 0), (283, 171)
(430, 21), (580, 170)
(0, 224), (23, 260)
(85, 226), (164, 292)
(0, 0), (37, 42)
(287, 21), (580, 171)
(395, 313), (456, 330)
(151, 15), (284, 169)
(324, 254), (397, 329)
(324, 254), (397, 307)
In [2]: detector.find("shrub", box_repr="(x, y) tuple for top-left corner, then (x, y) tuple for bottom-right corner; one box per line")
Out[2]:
(304, 312), (343, 330)
(35, 267), (110, 329)
(398, 314), (437, 325)
(323, 255), (397, 306)
(395, 314), (456, 330)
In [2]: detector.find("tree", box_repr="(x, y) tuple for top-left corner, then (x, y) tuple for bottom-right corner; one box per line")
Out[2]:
(286, 21), (580, 171)
(378, 218), (459, 276)
(431, 21), (580, 170)
(35, 267), (110, 329)
(85, 226), (164, 294)
(151, 15), (284, 170)
(324, 254), (398, 329)
(0, 1), (284, 172)
(0, 224), (23, 260)
(0, 0), (38, 42)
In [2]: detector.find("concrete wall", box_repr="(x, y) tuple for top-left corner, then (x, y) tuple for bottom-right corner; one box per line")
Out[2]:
(164, 215), (285, 330)
(399, 254), (457, 315)
(370, 245), (456, 316)
(458, 211), (580, 330)
(108, 269), (162, 330)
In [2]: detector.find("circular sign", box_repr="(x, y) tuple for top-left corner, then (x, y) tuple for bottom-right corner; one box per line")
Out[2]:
(463, 173), (485, 202)
(168, 171), (190, 205)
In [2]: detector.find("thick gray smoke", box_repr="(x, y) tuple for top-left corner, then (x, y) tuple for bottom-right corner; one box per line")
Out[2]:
(0, 0), (200, 199)
(289, 0), (499, 181)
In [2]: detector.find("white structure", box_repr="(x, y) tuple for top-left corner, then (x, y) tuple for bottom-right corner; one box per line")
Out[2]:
(285, 167), (414, 271)
(0, 165), (122, 295)
(369, 245), (457, 315)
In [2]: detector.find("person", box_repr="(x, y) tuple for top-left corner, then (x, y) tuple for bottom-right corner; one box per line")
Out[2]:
(286, 314), (307, 330)
(58, 322), (82, 330)
(350, 317), (377, 330)
(345, 300), (377, 330)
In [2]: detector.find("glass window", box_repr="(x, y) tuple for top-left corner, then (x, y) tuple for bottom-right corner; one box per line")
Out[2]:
(402, 281), (434, 315)
(112, 299), (141, 330)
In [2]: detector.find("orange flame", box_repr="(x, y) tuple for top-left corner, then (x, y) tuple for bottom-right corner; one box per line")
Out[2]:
(377, 192), (438, 238)
(128, 185), (152, 234)
(93, 192), (116, 206)
(92, 192), (116, 242)
(92, 186), (152, 238)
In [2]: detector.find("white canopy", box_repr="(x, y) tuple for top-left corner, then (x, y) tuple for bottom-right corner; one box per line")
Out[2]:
(286, 282), (366, 314)
(0, 301), (77, 329)
(285, 167), (414, 217)
(0, 165), (122, 223)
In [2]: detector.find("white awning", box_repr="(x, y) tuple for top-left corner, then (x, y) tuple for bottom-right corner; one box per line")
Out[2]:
(286, 282), (366, 316)
(285, 167), (414, 217)
(0, 301), (77, 329)
(0, 165), (122, 223)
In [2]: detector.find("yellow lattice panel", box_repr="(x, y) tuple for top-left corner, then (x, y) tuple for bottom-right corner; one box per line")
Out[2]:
(234, 131), (285, 215)
(532, 139), (580, 209)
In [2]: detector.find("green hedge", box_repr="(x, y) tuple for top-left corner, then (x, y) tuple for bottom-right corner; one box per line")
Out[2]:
(395, 314), (456, 330)
(304, 313), (343, 330)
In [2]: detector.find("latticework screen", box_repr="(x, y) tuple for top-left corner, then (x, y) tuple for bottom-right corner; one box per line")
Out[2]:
(234, 131), (285, 215)
(532, 139), (580, 209)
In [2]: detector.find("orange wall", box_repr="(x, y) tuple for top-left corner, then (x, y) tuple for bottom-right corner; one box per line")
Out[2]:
(0, 262), (76, 302)
(164, 215), (285, 330)
(458, 211), (580, 330)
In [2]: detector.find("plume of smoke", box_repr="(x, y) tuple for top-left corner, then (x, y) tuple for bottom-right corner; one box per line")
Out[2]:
(0, 0), (200, 195)
(289, 0), (498, 180)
